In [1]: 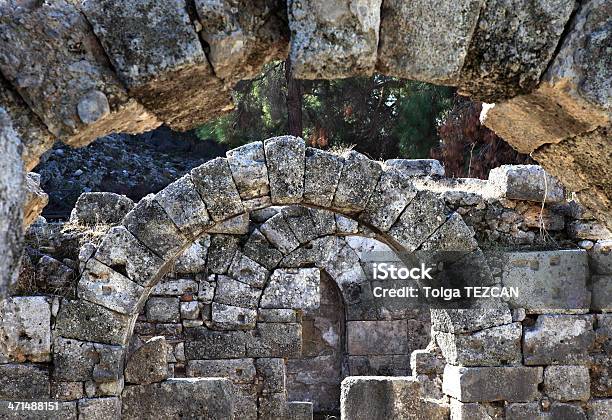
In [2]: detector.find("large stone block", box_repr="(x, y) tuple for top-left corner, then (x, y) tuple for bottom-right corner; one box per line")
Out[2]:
(53, 337), (124, 383)
(82, 0), (230, 130)
(588, 399), (612, 420)
(281, 206), (319, 244)
(443, 365), (543, 403)
(145, 297), (180, 323)
(186, 358), (256, 384)
(332, 150), (382, 214)
(592, 275), (612, 312)
(207, 212), (250, 234)
(0, 364), (49, 400)
(347, 320), (408, 356)
(227, 252), (269, 288)
(242, 229), (284, 270)
(501, 250), (590, 314)
(523, 315), (595, 365)
(184, 328), (248, 359)
(264, 136), (305, 204)
(260, 213), (301, 254)
(191, 158), (244, 222)
(0, 296), (51, 363)
(430, 307), (513, 334)
(206, 234), (240, 274)
(173, 237), (210, 274)
(544, 365), (590, 402)
(260, 268), (320, 310)
(246, 323), (302, 358)
(488, 165), (565, 203)
(377, 0), (483, 84)
(436, 322), (522, 367)
(78, 398), (121, 420)
(590, 354), (612, 397)
(211, 302), (257, 330)
(288, 0), (382, 79)
(125, 336), (167, 385)
(69, 192), (134, 226)
(256, 358), (286, 394)
(226, 142), (269, 200)
(215, 275), (262, 309)
(0, 2), (158, 146)
(303, 147), (344, 207)
(590, 241), (612, 274)
(341, 376), (449, 420)
(55, 300), (133, 345)
(121, 378), (234, 419)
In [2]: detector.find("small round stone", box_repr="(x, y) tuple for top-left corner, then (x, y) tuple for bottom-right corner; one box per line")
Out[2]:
(77, 90), (110, 124)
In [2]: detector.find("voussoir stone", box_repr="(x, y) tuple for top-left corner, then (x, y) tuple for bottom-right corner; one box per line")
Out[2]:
(124, 336), (168, 385)
(260, 268), (320, 310)
(264, 136), (305, 204)
(82, 0), (230, 130)
(260, 213), (301, 254)
(303, 147), (344, 207)
(242, 229), (284, 270)
(191, 158), (245, 222)
(332, 150), (382, 214)
(0, 1), (159, 147)
(281, 206), (319, 244)
(226, 142), (270, 200)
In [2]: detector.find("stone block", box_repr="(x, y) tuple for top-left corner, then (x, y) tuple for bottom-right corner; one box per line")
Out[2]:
(82, 0), (229, 130)
(198, 276), (216, 304)
(260, 213), (301, 254)
(242, 229), (284, 270)
(418, 212), (478, 254)
(95, 226), (165, 287)
(521, 205), (565, 231)
(0, 401), (77, 419)
(70, 192), (134, 226)
(501, 250), (590, 314)
(174, 236), (209, 274)
(260, 268), (320, 310)
(544, 365), (590, 401)
(443, 365), (543, 403)
(53, 337), (123, 383)
(146, 297), (180, 323)
(569, 220), (612, 240)
(125, 336), (167, 385)
(227, 252), (269, 288)
(247, 323), (302, 358)
(232, 384), (258, 420)
(436, 322), (522, 367)
(347, 320), (408, 356)
(303, 147), (344, 207)
(523, 315), (595, 365)
(430, 307), (513, 334)
(360, 166), (418, 232)
(207, 234), (240, 274)
(590, 240), (612, 274)
(332, 150), (382, 214)
(592, 276), (612, 312)
(154, 175), (212, 237)
(257, 309), (297, 323)
(123, 194), (188, 260)
(264, 136), (305, 204)
(78, 258), (145, 315)
(51, 381), (83, 401)
(287, 401), (314, 420)
(309, 208), (337, 236)
(590, 354), (612, 397)
(226, 142), (269, 200)
(78, 397), (121, 420)
(154, 279), (199, 296)
(121, 378), (234, 420)
(186, 358), (256, 384)
(335, 214), (359, 234)
(281, 206), (319, 244)
(180, 301), (200, 320)
(207, 212), (250, 235)
(384, 159), (446, 177)
(55, 300), (132, 345)
(191, 158), (244, 222)
(0, 364), (49, 399)
(258, 393), (288, 419)
(450, 399), (504, 420)
(211, 302), (257, 330)
(0, 296), (51, 363)
(588, 399), (612, 420)
(288, 0), (382, 79)
(488, 165), (565, 204)
(184, 328), (248, 359)
(0, 1), (158, 146)
(410, 348), (446, 376)
(256, 358), (286, 394)
(215, 275), (262, 309)
(341, 376), (449, 420)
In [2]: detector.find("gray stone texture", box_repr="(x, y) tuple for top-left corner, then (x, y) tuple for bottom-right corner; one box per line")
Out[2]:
(384, 159), (446, 177)
(303, 147), (344, 207)
(347, 320), (408, 356)
(246, 323), (302, 357)
(261, 268), (320, 310)
(0, 296), (51, 363)
(281, 206), (319, 244)
(53, 337), (123, 383)
(431, 307), (513, 334)
(184, 328), (248, 360)
(215, 275), (262, 309)
(146, 297), (180, 323)
(70, 192), (134, 226)
(186, 358), (256, 384)
(191, 157), (244, 222)
(592, 275), (612, 312)
(242, 229), (284, 270)
(0, 363), (49, 400)
(227, 252), (269, 288)
(332, 150), (382, 214)
(125, 336), (168, 385)
(211, 302), (257, 330)
(226, 142), (270, 200)
(206, 234), (240, 274)
(544, 365), (590, 402)
(488, 165), (565, 204)
(260, 213), (301, 254)
(264, 136), (305, 204)
(78, 397), (121, 420)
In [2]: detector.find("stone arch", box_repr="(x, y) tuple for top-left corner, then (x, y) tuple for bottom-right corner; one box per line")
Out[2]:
(53, 136), (498, 402)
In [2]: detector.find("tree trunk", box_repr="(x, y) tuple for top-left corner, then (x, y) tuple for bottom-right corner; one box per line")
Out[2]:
(285, 59), (303, 138)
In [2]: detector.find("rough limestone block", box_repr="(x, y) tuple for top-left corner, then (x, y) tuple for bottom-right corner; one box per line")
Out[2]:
(379, 0), (483, 84)
(82, 0), (230, 130)
(246, 323), (302, 357)
(384, 159), (445, 177)
(242, 229), (284, 270)
(264, 136), (305, 204)
(55, 300), (133, 345)
(260, 268), (320, 310)
(121, 378), (234, 420)
(388, 190), (451, 252)
(125, 336), (168, 385)
(488, 165), (565, 203)
(588, 399), (612, 420)
(227, 252), (269, 288)
(332, 150), (382, 214)
(288, 0), (382, 79)
(436, 322), (522, 367)
(154, 175), (212, 237)
(206, 234), (240, 274)
(347, 320), (408, 356)
(501, 250), (591, 314)
(191, 158), (244, 222)
(69, 192), (134, 226)
(303, 147), (344, 207)
(180, 301), (200, 319)
(173, 237), (209, 275)
(590, 353), (612, 397)
(215, 275), (262, 309)
(145, 297), (180, 323)
(287, 401), (314, 420)
(281, 206), (319, 244)
(260, 213), (301, 254)
(211, 303), (257, 330)
(341, 376), (449, 420)
(255, 358), (286, 394)
(0, 2), (158, 147)
(94, 226), (165, 288)
(430, 307), (513, 334)
(194, 0), (288, 85)
(226, 142), (270, 200)
(523, 315), (595, 365)
(544, 365), (590, 401)
(78, 258), (145, 315)
(592, 275), (612, 312)
(360, 166), (418, 232)
(419, 212), (478, 255)
(458, 0), (576, 101)
(50, 381), (84, 401)
(410, 348), (446, 376)
(309, 208), (337, 236)
(258, 393), (288, 419)
(443, 365), (543, 403)
(257, 309), (297, 323)
(123, 194), (189, 260)
(184, 329), (248, 360)
(568, 220), (612, 240)
(186, 359), (256, 384)
(78, 398), (121, 420)
(53, 337), (123, 383)
(0, 297), (51, 363)
(0, 364), (49, 400)
(206, 212), (249, 235)
(450, 400), (504, 420)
